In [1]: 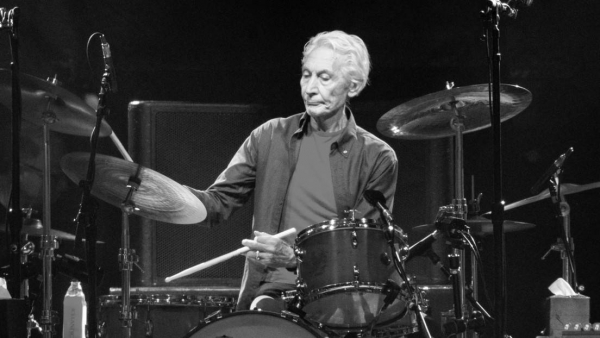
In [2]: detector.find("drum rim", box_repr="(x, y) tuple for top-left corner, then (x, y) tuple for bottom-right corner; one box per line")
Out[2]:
(373, 324), (419, 337)
(296, 218), (380, 242)
(191, 310), (326, 338)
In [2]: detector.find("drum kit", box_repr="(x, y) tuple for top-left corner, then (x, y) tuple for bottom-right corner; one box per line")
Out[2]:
(3, 62), (600, 338)
(1, 4), (598, 336)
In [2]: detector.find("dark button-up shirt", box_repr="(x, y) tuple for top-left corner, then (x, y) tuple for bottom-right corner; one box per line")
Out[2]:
(187, 110), (398, 309)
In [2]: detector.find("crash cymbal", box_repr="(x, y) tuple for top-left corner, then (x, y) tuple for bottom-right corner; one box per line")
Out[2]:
(413, 217), (535, 236)
(377, 84), (532, 139)
(487, 181), (600, 214)
(60, 152), (207, 224)
(0, 69), (112, 137)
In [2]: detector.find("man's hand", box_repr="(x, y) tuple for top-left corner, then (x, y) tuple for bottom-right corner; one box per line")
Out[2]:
(242, 231), (296, 268)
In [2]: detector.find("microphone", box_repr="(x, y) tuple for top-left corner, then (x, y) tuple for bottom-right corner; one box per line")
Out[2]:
(444, 310), (486, 336)
(100, 34), (118, 92)
(404, 230), (442, 262)
(530, 147), (574, 195)
(363, 190), (394, 223)
(364, 190), (408, 246)
(516, 0), (533, 6)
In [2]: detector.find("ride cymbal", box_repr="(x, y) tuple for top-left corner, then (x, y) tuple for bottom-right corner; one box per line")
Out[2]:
(377, 84), (532, 139)
(60, 152), (207, 224)
(0, 69), (112, 137)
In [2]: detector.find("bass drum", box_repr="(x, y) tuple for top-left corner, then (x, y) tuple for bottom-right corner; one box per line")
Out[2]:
(186, 311), (328, 338)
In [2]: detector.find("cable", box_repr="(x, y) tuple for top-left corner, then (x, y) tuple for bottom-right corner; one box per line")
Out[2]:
(460, 231), (494, 310)
(85, 32), (104, 89)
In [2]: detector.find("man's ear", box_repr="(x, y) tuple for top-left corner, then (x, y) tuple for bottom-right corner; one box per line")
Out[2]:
(348, 81), (361, 98)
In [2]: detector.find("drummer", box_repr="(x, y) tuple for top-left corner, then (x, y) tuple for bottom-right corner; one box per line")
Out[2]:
(186, 30), (398, 310)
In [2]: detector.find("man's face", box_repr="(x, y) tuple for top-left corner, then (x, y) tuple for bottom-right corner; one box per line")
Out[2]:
(300, 46), (356, 121)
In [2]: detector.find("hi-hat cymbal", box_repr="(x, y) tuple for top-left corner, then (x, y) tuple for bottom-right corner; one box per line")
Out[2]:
(1, 218), (75, 240)
(485, 181), (600, 214)
(1, 219), (105, 243)
(413, 217), (535, 236)
(377, 84), (532, 139)
(0, 69), (112, 137)
(60, 152), (207, 224)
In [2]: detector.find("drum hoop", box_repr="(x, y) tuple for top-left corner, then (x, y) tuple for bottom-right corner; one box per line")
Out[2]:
(302, 282), (410, 329)
(194, 310), (324, 337)
(296, 218), (380, 242)
(304, 282), (391, 301)
(99, 294), (236, 307)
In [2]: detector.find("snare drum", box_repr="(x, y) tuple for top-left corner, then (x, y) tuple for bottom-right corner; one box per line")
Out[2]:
(98, 287), (237, 338)
(186, 311), (328, 338)
(295, 218), (410, 330)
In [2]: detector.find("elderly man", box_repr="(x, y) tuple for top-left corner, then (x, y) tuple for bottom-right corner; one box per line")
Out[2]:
(187, 30), (398, 311)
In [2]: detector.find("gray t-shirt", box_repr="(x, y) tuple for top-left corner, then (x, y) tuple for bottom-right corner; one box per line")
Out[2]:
(265, 126), (342, 284)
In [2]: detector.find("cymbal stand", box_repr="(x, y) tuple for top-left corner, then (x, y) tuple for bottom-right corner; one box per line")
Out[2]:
(448, 94), (469, 338)
(118, 166), (142, 338)
(39, 93), (60, 337)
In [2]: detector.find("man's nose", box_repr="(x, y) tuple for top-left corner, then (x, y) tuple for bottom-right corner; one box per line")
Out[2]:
(305, 76), (318, 94)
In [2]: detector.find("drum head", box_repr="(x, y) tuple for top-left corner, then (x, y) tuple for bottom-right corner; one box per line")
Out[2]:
(188, 311), (325, 338)
(302, 285), (408, 328)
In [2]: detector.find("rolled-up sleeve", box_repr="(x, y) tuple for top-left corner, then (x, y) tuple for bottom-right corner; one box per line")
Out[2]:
(186, 126), (260, 227)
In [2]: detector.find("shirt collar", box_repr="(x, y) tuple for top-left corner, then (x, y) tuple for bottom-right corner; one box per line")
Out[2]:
(295, 108), (358, 157)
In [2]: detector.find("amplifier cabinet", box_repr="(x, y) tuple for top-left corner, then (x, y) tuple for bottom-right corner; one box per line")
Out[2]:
(128, 101), (264, 286)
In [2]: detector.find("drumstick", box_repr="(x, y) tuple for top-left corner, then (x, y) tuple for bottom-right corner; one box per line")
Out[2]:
(165, 227), (297, 283)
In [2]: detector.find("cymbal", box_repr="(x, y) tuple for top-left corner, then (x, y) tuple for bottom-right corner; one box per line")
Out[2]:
(0, 69), (112, 137)
(60, 152), (207, 224)
(377, 84), (532, 139)
(413, 217), (535, 236)
(488, 181), (600, 214)
(0, 218), (75, 240)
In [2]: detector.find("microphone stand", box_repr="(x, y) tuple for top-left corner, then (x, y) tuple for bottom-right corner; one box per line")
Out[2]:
(547, 173), (578, 289)
(75, 66), (114, 338)
(380, 212), (432, 338)
(2, 6), (24, 301)
(481, 2), (521, 337)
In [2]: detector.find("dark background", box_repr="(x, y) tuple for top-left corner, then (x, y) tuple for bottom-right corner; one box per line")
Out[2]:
(1, 1), (599, 337)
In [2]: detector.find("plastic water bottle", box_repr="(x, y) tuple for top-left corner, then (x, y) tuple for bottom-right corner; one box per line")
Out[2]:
(62, 280), (87, 338)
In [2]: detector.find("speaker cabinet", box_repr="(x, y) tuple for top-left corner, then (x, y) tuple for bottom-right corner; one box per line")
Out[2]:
(128, 101), (264, 286)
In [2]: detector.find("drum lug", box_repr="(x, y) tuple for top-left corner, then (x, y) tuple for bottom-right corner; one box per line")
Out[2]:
(97, 321), (106, 337)
(295, 278), (307, 291)
(352, 230), (358, 248)
(145, 319), (153, 337)
(380, 252), (391, 265)
(353, 265), (360, 287)
(293, 246), (304, 262)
